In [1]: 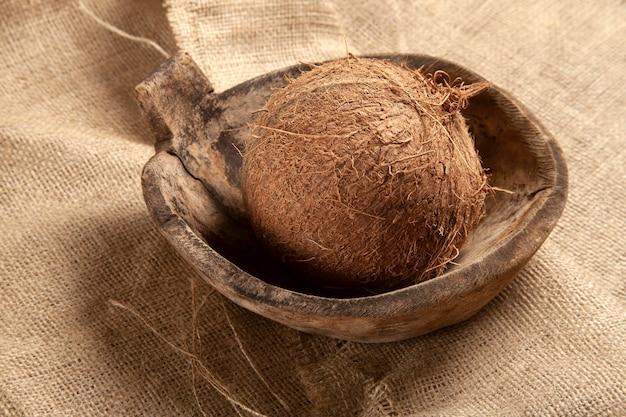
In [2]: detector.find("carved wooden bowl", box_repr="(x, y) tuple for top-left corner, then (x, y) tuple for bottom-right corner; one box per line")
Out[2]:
(136, 53), (567, 343)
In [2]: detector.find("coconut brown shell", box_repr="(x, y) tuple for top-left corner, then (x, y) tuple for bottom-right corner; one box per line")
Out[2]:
(242, 58), (488, 293)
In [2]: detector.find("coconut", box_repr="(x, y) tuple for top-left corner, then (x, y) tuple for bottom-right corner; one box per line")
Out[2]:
(241, 57), (489, 294)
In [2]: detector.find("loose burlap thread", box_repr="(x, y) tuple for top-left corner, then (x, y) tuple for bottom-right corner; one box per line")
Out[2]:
(1, 0), (624, 416)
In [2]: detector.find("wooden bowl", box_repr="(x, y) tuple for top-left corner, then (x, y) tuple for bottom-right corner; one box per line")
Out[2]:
(136, 53), (568, 343)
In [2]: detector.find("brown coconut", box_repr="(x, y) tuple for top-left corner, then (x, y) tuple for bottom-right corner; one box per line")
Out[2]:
(242, 57), (489, 294)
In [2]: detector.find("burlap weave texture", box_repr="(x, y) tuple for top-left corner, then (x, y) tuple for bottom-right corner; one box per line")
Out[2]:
(1, 0), (624, 416)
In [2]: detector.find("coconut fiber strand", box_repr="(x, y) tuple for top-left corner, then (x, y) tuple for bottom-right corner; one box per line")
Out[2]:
(1, 0), (625, 416)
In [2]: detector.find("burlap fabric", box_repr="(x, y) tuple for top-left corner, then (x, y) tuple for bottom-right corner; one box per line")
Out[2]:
(1, 0), (624, 415)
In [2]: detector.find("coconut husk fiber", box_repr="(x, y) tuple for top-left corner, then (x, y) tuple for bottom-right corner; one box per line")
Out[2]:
(1, 0), (625, 416)
(243, 58), (489, 293)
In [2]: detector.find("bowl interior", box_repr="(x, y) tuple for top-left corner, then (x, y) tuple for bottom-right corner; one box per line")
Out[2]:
(141, 54), (559, 298)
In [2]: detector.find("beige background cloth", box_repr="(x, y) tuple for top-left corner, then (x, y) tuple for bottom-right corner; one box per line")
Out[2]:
(1, 0), (624, 415)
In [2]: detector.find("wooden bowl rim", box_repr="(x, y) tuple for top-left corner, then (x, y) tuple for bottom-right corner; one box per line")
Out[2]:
(141, 53), (568, 326)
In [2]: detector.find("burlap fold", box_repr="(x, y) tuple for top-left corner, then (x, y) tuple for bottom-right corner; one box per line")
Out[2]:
(1, 0), (624, 415)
